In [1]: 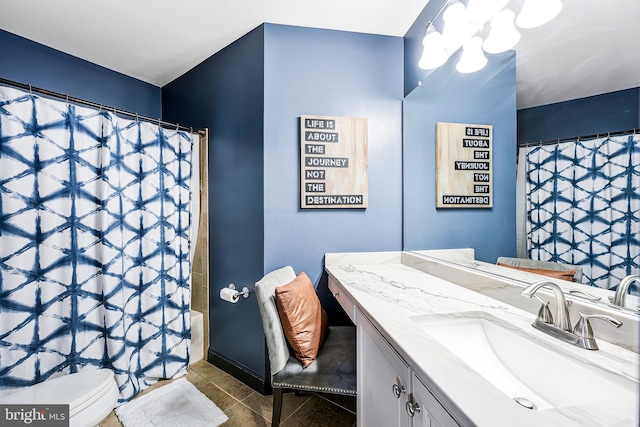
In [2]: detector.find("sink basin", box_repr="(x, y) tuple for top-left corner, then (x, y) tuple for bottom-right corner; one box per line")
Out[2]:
(410, 312), (637, 410)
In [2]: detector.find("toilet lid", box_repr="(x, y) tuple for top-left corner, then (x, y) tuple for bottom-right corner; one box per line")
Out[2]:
(0, 369), (116, 413)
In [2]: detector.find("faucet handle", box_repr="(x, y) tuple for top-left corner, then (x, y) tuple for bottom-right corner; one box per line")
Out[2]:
(533, 295), (553, 324)
(573, 312), (623, 350)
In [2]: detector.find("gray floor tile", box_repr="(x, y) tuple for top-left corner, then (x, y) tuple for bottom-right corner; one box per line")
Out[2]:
(241, 391), (312, 423)
(315, 392), (357, 414)
(280, 395), (356, 427)
(220, 402), (270, 427)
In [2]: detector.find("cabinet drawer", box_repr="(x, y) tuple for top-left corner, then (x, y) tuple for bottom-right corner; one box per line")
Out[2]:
(328, 276), (357, 323)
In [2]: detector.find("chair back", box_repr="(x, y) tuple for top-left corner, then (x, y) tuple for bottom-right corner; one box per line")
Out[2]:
(254, 266), (296, 378)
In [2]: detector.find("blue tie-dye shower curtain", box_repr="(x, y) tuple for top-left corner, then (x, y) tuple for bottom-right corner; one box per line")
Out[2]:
(524, 132), (640, 293)
(0, 85), (192, 402)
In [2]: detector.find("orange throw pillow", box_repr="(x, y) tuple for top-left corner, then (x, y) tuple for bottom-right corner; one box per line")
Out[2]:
(497, 262), (576, 282)
(275, 272), (328, 368)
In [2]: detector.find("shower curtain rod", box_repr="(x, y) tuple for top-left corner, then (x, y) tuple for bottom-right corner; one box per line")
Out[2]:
(0, 77), (202, 134)
(518, 128), (637, 148)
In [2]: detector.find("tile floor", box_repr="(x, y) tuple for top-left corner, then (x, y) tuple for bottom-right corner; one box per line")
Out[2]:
(99, 360), (356, 427)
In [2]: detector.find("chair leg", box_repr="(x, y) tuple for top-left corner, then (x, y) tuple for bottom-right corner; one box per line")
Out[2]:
(272, 388), (284, 427)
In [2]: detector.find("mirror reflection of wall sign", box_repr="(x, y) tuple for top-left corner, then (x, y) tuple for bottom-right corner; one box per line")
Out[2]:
(300, 115), (368, 209)
(436, 122), (493, 208)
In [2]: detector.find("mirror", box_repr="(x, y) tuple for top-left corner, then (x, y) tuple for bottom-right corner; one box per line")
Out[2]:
(410, 249), (640, 319)
(402, 0), (639, 317)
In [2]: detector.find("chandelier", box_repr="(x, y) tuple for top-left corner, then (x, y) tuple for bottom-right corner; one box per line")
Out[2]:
(419, 0), (563, 73)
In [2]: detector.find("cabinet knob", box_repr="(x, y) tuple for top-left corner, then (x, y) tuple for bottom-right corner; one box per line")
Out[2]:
(392, 383), (406, 399)
(406, 400), (421, 417)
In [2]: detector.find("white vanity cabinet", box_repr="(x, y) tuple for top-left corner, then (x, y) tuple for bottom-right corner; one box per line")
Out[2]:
(356, 310), (459, 427)
(358, 312), (411, 427)
(325, 252), (640, 427)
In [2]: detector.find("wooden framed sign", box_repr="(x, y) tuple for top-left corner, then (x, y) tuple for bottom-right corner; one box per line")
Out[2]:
(300, 115), (368, 209)
(436, 122), (493, 208)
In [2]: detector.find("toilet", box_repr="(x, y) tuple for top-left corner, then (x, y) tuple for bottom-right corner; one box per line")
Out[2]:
(0, 369), (119, 427)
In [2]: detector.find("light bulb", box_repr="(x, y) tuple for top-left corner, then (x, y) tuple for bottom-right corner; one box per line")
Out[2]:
(418, 26), (448, 70)
(516, 0), (562, 29)
(483, 10), (521, 53)
(456, 37), (487, 73)
(465, 0), (508, 26)
(441, 1), (477, 50)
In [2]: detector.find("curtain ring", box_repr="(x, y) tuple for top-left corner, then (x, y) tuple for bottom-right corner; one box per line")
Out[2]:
(28, 84), (33, 98)
(136, 113), (139, 123)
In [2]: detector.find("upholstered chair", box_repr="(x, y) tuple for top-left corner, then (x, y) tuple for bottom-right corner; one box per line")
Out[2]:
(254, 266), (357, 427)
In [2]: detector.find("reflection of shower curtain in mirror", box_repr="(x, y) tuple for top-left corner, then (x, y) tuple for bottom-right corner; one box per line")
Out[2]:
(0, 85), (193, 402)
(522, 132), (639, 293)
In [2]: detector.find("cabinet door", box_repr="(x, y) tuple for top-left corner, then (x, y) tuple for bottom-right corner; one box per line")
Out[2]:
(358, 314), (411, 427)
(410, 374), (459, 427)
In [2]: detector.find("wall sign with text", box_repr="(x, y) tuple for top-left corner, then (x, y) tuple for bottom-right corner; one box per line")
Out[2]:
(300, 115), (368, 209)
(436, 122), (493, 208)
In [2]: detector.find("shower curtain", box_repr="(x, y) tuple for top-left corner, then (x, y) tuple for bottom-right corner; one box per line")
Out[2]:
(521, 132), (639, 292)
(0, 85), (193, 402)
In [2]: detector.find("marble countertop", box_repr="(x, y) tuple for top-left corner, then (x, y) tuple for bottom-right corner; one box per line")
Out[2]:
(325, 251), (640, 427)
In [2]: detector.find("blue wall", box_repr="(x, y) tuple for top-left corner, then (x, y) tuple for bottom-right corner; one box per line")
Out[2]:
(401, 0), (517, 262)
(0, 30), (161, 117)
(263, 23), (404, 287)
(163, 23), (404, 382)
(162, 27), (266, 379)
(403, 0), (447, 97)
(517, 87), (640, 143)
(403, 50), (517, 262)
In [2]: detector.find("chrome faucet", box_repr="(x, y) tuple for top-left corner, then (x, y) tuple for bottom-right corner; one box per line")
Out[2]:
(521, 280), (572, 332)
(611, 274), (639, 308)
(520, 280), (622, 350)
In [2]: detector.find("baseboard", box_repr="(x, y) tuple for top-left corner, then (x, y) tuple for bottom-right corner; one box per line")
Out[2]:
(208, 349), (272, 395)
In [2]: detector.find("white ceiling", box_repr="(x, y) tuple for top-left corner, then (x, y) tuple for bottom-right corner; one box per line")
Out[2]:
(514, 0), (639, 108)
(0, 0), (638, 109)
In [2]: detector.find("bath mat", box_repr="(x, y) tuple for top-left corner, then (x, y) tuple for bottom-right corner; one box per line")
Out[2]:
(115, 378), (228, 427)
